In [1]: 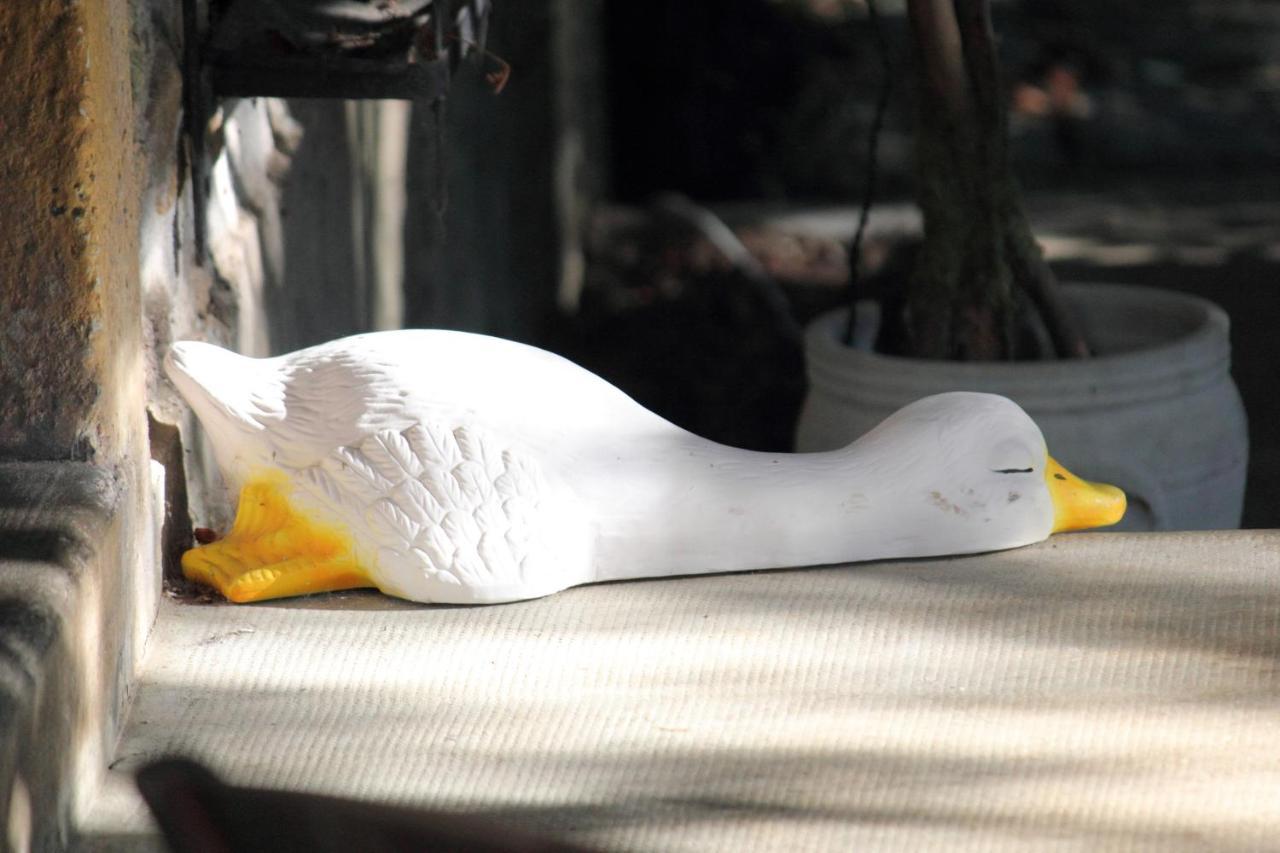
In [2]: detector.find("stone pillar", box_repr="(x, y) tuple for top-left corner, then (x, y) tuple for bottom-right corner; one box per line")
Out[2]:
(0, 0), (151, 846)
(0, 0), (144, 465)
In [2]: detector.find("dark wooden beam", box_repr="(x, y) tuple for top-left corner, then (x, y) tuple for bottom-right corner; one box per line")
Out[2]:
(210, 54), (451, 101)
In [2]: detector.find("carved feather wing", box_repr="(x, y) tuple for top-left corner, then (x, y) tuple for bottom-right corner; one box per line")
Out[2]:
(293, 419), (572, 601)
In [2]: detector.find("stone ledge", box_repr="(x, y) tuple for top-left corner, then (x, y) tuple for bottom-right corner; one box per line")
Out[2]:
(0, 463), (118, 852)
(80, 530), (1280, 850)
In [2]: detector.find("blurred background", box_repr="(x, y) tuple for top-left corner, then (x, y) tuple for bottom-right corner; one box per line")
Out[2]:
(256, 0), (1280, 526)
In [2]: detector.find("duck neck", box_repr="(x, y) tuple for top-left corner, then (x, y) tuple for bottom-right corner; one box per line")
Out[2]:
(588, 437), (900, 582)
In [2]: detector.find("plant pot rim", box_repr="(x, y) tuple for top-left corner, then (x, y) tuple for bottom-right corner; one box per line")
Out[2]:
(804, 282), (1232, 411)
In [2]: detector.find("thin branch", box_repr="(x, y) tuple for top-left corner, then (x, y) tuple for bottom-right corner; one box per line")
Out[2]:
(842, 0), (894, 346)
(905, 0), (972, 119)
(1004, 211), (1090, 358)
(953, 0), (1004, 148)
(445, 32), (511, 93)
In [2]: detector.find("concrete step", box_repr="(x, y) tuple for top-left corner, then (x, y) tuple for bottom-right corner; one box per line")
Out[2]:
(78, 532), (1280, 851)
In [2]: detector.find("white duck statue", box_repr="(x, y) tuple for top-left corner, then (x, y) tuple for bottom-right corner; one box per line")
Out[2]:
(165, 330), (1125, 605)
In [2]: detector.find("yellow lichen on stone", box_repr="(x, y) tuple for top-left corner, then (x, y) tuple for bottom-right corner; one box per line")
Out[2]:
(182, 475), (373, 602)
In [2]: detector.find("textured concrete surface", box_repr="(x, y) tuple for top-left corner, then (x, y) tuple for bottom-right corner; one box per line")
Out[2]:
(80, 532), (1280, 850)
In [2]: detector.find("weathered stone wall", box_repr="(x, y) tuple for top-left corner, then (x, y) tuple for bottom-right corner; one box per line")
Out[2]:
(0, 0), (313, 846)
(0, 1), (153, 847)
(0, 1), (142, 464)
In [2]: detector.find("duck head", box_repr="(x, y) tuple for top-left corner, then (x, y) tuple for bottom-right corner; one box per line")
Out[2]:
(850, 393), (1126, 554)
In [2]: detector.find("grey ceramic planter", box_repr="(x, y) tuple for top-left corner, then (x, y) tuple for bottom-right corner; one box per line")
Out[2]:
(796, 284), (1248, 531)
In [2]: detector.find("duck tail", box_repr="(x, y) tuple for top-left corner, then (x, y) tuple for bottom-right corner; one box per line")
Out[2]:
(164, 341), (284, 439)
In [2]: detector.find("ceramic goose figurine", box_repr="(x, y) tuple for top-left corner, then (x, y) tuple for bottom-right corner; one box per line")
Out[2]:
(164, 330), (1125, 605)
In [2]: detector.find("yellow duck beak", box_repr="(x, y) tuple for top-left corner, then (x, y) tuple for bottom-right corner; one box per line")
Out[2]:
(1046, 455), (1126, 533)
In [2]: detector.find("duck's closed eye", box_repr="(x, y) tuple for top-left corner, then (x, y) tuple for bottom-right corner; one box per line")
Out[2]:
(992, 467), (1034, 474)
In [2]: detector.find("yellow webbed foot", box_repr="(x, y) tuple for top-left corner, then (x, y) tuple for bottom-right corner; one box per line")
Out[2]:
(181, 476), (373, 603)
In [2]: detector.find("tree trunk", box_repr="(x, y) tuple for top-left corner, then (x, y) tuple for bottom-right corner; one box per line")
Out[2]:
(901, 0), (1087, 360)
